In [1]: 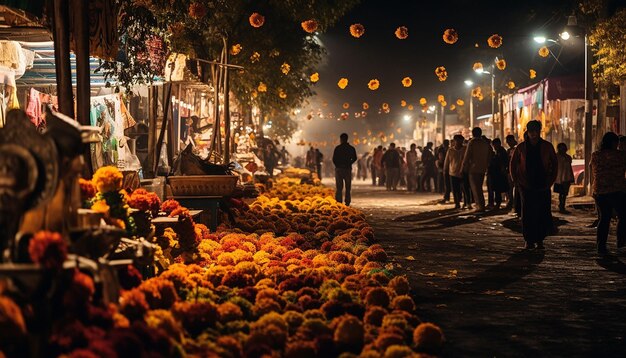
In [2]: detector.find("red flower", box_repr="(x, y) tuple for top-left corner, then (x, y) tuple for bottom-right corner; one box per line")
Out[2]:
(28, 231), (67, 269)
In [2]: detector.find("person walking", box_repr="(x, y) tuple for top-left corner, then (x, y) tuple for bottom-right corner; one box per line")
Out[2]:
(406, 143), (419, 191)
(554, 143), (574, 213)
(437, 140), (451, 202)
(264, 143), (280, 177)
(382, 142), (401, 191)
(445, 134), (468, 209)
(505, 135), (520, 214)
(374, 146), (385, 186)
(509, 120), (558, 250)
(315, 149), (324, 179)
(421, 142), (437, 192)
(332, 133), (358, 206)
(371, 147), (381, 185)
(488, 138), (510, 209)
(280, 146), (290, 166)
(462, 127), (493, 212)
(590, 132), (626, 255)
(305, 146), (316, 173)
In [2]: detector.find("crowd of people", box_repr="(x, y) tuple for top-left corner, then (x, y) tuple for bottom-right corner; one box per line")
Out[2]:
(332, 121), (626, 255)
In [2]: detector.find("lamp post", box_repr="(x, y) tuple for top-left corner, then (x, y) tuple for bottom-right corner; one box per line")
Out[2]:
(475, 62), (497, 138)
(560, 15), (593, 194)
(465, 80), (474, 128)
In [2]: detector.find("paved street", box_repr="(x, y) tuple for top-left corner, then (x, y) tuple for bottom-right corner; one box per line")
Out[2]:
(343, 179), (626, 357)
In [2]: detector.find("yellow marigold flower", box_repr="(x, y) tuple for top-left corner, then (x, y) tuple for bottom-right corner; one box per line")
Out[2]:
(92, 166), (123, 193)
(91, 199), (110, 215)
(443, 28), (458, 44)
(257, 82), (267, 92)
(437, 94), (445, 103)
(487, 34), (503, 48)
(310, 72), (319, 83)
(281, 62), (291, 75)
(435, 66), (447, 81)
(362, 102), (369, 110)
(343, 102), (350, 109)
(382, 103), (389, 110)
(401, 77), (412, 87)
(450, 104), (456, 110)
(419, 98), (427, 106)
(350, 24), (365, 38)
(278, 88), (287, 99)
(538, 46), (550, 58)
(301, 19), (318, 33)
(473, 62), (483, 72)
(441, 101), (447, 107)
(337, 78), (349, 89)
(496, 59), (506, 70)
(507, 81), (516, 89)
(230, 44), (242, 56)
(249, 12), (265, 28)
(471, 87), (482, 97)
(395, 26), (408, 40)
(250, 52), (260, 63)
(407, 104), (414, 111)
(530, 69), (537, 79)
(456, 99), (465, 106)
(368, 79), (380, 90)
(400, 100), (407, 107)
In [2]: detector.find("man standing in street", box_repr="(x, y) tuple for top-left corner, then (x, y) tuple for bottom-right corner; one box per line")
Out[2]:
(382, 142), (402, 191)
(462, 127), (493, 211)
(315, 148), (324, 179)
(421, 142), (437, 191)
(406, 143), (419, 191)
(505, 135), (519, 214)
(510, 121), (558, 249)
(437, 139), (451, 202)
(332, 133), (358, 206)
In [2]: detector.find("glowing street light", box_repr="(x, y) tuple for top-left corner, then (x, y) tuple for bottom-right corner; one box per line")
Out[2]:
(465, 79), (475, 128)
(403, 115), (411, 122)
(559, 31), (571, 40)
(534, 36), (547, 44)
(464, 80), (474, 87)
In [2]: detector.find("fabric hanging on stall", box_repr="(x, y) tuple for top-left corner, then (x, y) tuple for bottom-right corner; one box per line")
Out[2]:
(0, 41), (22, 70)
(89, 93), (133, 170)
(69, 0), (119, 61)
(26, 88), (59, 129)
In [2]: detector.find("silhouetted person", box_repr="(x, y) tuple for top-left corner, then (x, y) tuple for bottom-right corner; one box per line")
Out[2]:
(554, 143), (574, 213)
(382, 142), (401, 191)
(488, 138), (510, 209)
(619, 135), (626, 152)
(315, 149), (323, 179)
(372, 146), (383, 185)
(445, 134), (467, 209)
(510, 121), (558, 249)
(437, 140), (451, 202)
(406, 143), (418, 191)
(421, 142), (437, 191)
(590, 132), (626, 255)
(280, 146), (290, 166)
(332, 133), (357, 206)
(505, 134), (520, 214)
(462, 127), (493, 211)
(264, 143), (280, 177)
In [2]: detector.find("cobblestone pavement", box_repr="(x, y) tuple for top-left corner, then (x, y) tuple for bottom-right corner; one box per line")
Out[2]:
(344, 179), (626, 357)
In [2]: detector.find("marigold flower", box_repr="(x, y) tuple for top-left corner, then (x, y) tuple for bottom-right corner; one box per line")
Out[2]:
(79, 178), (96, 201)
(507, 81), (516, 89)
(435, 66), (448, 81)
(401, 77), (412, 87)
(530, 69), (537, 79)
(349, 24), (365, 38)
(407, 104), (414, 111)
(496, 58), (506, 70)
(188, 2), (207, 19)
(362, 102), (369, 110)
(449, 104), (456, 110)
(473, 62), (483, 72)
(250, 51), (260, 63)
(368, 79), (380, 90)
(310, 72), (319, 83)
(343, 102), (350, 109)
(280, 62), (291, 75)
(400, 100), (407, 107)
(91, 199), (110, 215)
(301, 20), (318, 33)
(456, 99), (465, 106)
(249, 12), (265, 28)
(230, 44), (242, 56)
(92, 166), (123, 193)
(413, 322), (445, 354)
(441, 101), (447, 107)
(443, 28), (458, 44)
(538, 46), (550, 58)
(471, 87), (482, 98)
(29, 230), (67, 269)
(381, 103), (389, 111)
(419, 98), (427, 106)
(395, 26), (408, 39)
(257, 82), (267, 93)
(337, 78), (349, 89)
(488, 34), (503, 48)
(437, 94), (445, 103)
(278, 88), (287, 99)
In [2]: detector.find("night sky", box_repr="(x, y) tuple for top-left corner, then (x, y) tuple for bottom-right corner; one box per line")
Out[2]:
(295, 0), (586, 150)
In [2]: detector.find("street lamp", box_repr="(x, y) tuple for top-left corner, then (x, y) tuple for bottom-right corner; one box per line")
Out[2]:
(560, 14), (593, 194)
(475, 60), (497, 138)
(403, 114), (411, 122)
(464, 80), (474, 128)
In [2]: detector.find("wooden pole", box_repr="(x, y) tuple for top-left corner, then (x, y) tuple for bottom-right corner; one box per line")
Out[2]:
(223, 37), (231, 164)
(145, 85), (157, 178)
(154, 82), (172, 175)
(73, 0), (92, 176)
(51, 0), (74, 118)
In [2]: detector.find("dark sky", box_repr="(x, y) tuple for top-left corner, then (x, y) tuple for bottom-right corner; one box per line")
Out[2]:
(295, 0), (591, 149)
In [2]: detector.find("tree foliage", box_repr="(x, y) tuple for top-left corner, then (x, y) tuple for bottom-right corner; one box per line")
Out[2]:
(589, 8), (626, 87)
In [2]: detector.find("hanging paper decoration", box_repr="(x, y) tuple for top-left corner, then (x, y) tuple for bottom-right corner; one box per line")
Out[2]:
(400, 100), (407, 107)
(230, 44), (242, 56)
(507, 81), (515, 89)
(350, 24), (365, 38)
(343, 102), (350, 109)
(368, 79), (380, 90)
(443, 29), (458, 44)
(301, 20), (318, 33)
(471, 87), (482, 97)
(395, 26), (409, 39)
(530, 69), (537, 79)
(450, 104), (456, 110)
(408, 104), (414, 111)
(402, 77), (412, 87)
(249, 13), (265, 28)
(281, 62), (291, 75)
(538, 46), (550, 58)
(337, 78), (349, 89)
(456, 99), (465, 106)
(496, 58), (506, 70)
(362, 102), (369, 110)
(435, 66), (447, 81)
(310, 72), (319, 83)
(419, 98), (427, 106)
(487, 34), (503, 48)
(257, 82), (267, 92)
(437, 94), (445, 103)
(473, 62), (483, 72)
(441, 101), (447, 107)
(382, 103), (390, 110)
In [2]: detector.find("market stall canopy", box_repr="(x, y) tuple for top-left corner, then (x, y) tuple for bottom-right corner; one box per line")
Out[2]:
(0, 5), (50, 42)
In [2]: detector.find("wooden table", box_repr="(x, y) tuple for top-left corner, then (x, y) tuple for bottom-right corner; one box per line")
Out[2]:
(169, 196), (223, 231)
